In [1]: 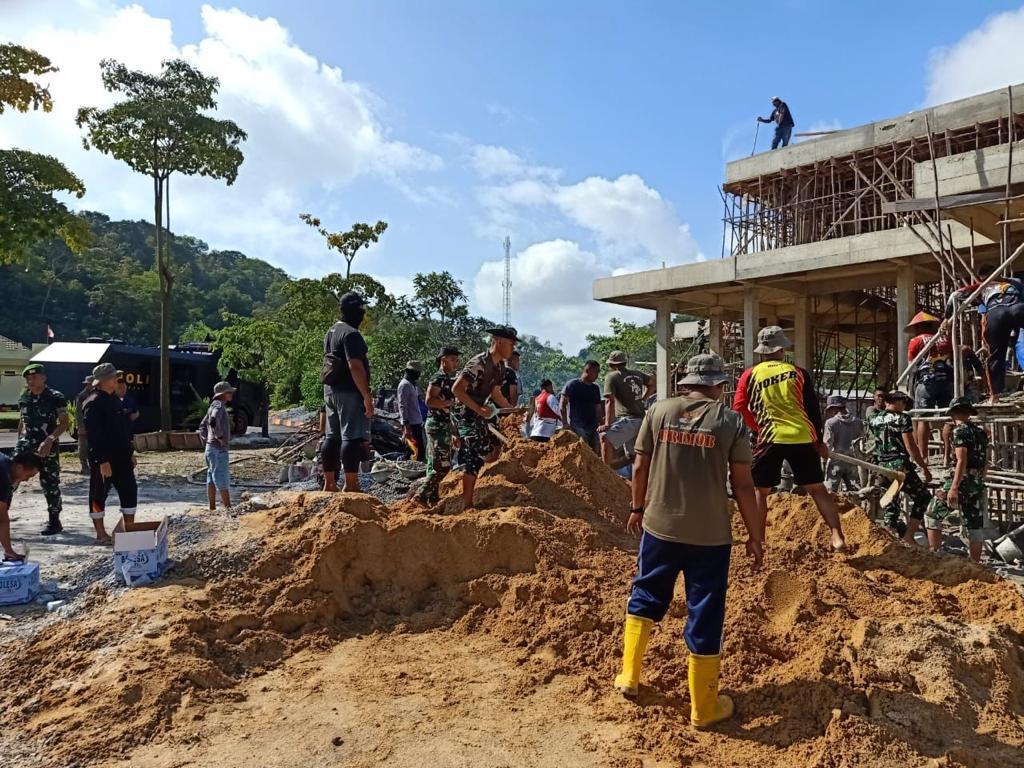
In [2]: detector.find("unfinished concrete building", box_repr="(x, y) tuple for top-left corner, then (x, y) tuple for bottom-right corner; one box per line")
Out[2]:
(593, 83), (1024, 525)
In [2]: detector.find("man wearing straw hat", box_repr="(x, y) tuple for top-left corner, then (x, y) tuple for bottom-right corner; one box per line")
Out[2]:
(906, 310), (953, 459)
(733, 326), (846, 551)
(199, 381), (236, 511)
(615, 353), (762, 729)
(924, 396), (988, 562)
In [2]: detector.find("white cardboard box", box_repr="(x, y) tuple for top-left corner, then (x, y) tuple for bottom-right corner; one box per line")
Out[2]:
(112, 517), (168, 587)
(0, 561), (41, 605)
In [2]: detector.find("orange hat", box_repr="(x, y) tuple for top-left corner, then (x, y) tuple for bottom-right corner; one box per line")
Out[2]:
(905, 311), (940, 330)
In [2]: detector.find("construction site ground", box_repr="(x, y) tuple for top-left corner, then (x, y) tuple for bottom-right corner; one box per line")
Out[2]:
(3, 432), (1024, 767)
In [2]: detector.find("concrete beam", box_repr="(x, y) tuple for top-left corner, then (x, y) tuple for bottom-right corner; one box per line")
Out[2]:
(896, 264), (915, 380)
(743, 287), (760, 367)
(655, 302), (671, 400)
(708, 308), (724, 356)
(726, 83), (1024, 185)
(914, 139), (1024, 199)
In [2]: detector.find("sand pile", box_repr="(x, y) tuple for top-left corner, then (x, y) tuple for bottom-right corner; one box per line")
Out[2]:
(2, 430), (1024, 767)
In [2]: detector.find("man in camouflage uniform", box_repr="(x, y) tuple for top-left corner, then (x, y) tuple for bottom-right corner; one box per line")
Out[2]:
(417, 345), (462, 505)
(16, 363), (69, 535)
(451, 327), (518, 510)
(925, 397), (989, 562)
(868, 389), (932, 543)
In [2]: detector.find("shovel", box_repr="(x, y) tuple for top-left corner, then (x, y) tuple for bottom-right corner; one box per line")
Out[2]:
(830, 453), (906, 507)
(487, 424), (510, 447)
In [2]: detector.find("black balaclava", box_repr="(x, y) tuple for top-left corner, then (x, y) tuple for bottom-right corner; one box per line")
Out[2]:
(405, 369), (421, 384)
(342, 306), (366, 327)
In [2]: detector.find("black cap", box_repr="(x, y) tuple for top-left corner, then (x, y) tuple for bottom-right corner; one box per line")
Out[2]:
(339, 292), (367, 310)
(486, 325), (518, 341)
(436, 345), (461, 362)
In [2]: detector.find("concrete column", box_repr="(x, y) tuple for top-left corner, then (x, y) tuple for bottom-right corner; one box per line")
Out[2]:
(655, 301), (671, 400)
(708, 309), (723, 356)
(743, 287), (760, 368)
(793, 297), (812, 370)
(896, 264), (915, 383)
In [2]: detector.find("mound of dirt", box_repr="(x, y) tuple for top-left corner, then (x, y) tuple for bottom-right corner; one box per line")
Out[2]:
(2, 429), (1024, 768)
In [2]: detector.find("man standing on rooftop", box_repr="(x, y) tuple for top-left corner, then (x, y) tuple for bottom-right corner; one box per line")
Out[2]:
(757, 96), (795, 150)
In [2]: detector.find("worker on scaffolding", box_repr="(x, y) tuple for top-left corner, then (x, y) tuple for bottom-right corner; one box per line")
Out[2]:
(906, 311), (953, 461)
(949, 277), (1024, 402)
(757, 97), (795, 150)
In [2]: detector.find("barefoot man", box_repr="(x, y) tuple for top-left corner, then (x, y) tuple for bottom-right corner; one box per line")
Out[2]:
(733, 326), (846, 551)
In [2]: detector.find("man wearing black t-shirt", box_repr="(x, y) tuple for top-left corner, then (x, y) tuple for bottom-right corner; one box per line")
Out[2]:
(322, 292), (374, 492)
(0, 452), (43, 561)
(561, 360), (603, 452)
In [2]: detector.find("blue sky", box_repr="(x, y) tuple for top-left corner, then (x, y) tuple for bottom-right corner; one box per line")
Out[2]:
(5, 1), (1024, 351)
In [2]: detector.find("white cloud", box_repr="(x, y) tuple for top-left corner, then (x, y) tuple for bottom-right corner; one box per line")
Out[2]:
(925, 7), (1024, 105)
(473, 239), (653, 352)
(0, 1), (441, 274)
(470, 144), (560, 181)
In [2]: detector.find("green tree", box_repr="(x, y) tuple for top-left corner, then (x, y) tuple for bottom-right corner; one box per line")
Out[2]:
(582, 318), (658, 368)
(299, 214), (387, 279)
(77, 59), (246, 430)
(412, 270), (468, 324)
(0, 44), (88, 263)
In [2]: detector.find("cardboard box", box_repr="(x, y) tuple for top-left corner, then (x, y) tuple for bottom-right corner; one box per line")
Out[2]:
(0, 561), (41, 605)
(112, 517), (169, 587)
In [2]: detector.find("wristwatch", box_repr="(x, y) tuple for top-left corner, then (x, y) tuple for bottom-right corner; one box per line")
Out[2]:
(630, 506), (644, 516)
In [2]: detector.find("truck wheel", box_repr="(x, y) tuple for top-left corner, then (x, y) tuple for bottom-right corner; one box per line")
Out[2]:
(232, 410), (250, 436)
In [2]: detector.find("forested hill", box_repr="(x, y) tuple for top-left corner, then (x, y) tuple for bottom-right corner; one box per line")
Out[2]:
(0, 212), (290, 346)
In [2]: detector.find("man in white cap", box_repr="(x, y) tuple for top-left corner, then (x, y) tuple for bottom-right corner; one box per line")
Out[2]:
(733, 326), (846, 551)
(757, 96), (795, 149)
(199, 381), (236, 511)
(615, 353), (762, 729)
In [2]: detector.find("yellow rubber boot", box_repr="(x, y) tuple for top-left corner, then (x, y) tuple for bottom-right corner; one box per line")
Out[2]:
(613, 614), (653, 697)
(688, 653), (734, 728)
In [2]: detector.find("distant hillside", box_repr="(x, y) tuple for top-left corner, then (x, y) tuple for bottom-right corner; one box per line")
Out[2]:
(0, 212), (290, 346)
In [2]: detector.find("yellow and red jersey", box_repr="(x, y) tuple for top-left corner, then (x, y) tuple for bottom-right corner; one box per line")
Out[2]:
(733, 360), (822, 446)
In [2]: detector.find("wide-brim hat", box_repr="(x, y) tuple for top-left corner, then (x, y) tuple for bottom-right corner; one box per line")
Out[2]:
(885, 389), (914, 404)
(213, 381), (236, 397)
(486, 325), (518, 341)
(947, 396), (978, 416)
(679, 353), (729, 386)
(606, 350), (628, 365)
(92, 362), (118, 382)
(754, 325), (793, 354)
(82, 375), (94, 385)
(906, 310), (940, 330)
(826, 395), (847, 409)
(405, 360), (423, 373)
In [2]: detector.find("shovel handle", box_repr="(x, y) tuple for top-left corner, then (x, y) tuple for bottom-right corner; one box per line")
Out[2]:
(830, 452), (905, 481)
(487, 424), (510, 447)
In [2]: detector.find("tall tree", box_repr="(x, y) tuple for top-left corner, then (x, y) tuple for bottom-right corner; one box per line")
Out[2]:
(413, 270), (467, 324)
(0, 44), (88, 264)
(299, 214), (387, 278)
(77, 59), (246, 429)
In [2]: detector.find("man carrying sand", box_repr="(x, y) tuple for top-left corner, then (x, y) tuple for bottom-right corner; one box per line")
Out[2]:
(614, 354), (762, 729)
(451, 327), (517, 509)
(733, 326), (846, 551)
(868, 390), (932, 543)
(924, 397), (988, 562)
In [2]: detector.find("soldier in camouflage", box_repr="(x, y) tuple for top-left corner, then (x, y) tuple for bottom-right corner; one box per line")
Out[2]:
(924, 397), (989, 562)
(417, 346), (462, 505)
(868, 389), (932, 543)
(452, 327), (518, 510)
(16, 363), (69, 535)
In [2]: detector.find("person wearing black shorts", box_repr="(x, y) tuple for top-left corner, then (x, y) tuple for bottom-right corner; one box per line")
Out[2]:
(734, 326), (846, 552)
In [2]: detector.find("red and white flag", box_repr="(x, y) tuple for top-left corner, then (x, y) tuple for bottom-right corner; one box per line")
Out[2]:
(46, 325), (55, 340)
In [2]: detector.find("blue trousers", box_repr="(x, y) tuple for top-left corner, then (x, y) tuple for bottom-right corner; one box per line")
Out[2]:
(626, 532), (731, 655)
(772, 124), (793, 149)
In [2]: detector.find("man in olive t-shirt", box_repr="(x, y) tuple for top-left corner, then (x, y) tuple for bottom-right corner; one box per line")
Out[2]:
(599, 350), (654, 469)
(613, 353), (762, 731)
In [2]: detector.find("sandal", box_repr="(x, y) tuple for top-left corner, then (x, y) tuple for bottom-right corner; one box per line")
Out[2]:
(95, 536), (113, 546)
